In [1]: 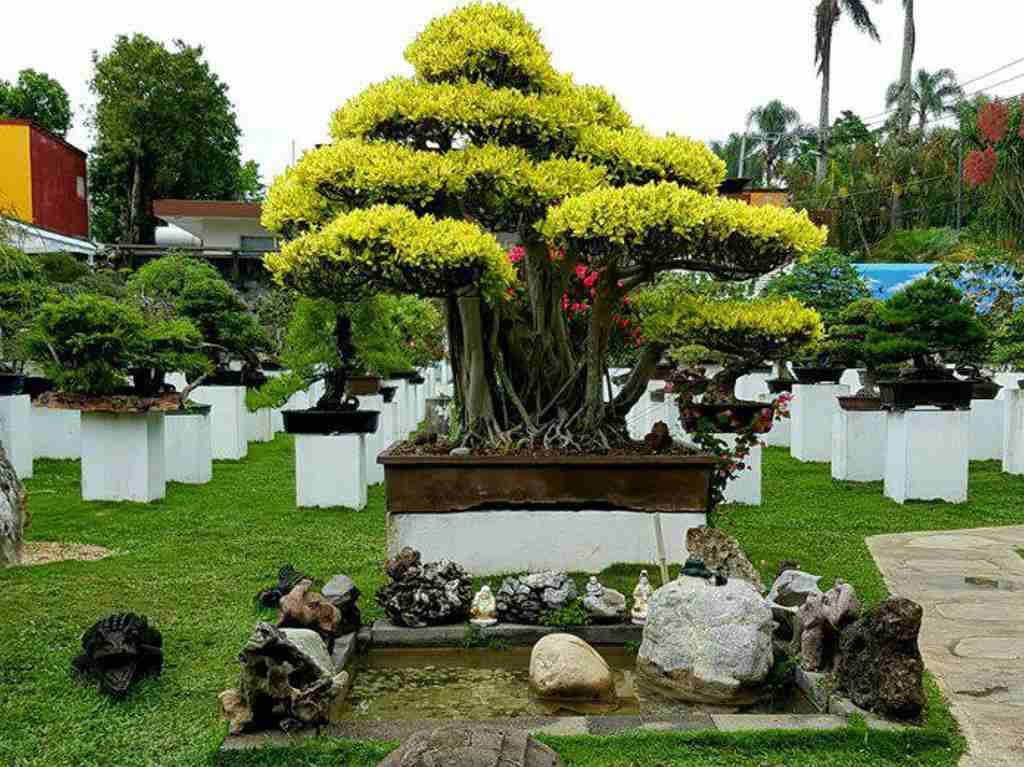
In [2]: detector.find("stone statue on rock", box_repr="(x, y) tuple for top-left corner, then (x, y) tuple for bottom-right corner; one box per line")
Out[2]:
(377, 725), (564, 767)
(631, 570), (653, 625)
(686, 526), (764, 592)
(495, 571), (578, 625)
(375, 547), (473, 628)
(582, 576), (627, 623)
(0, 445), (28, 567)
(636, 572), (774, 704)
(219, 622), (349, 734)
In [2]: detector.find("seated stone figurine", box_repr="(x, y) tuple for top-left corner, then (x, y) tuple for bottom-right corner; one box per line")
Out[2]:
(470, 585), (498, 627)
(631, 570), (653, 625)
(583, 576), (627, 623)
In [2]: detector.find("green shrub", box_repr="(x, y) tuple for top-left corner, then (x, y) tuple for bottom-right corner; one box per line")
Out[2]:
(35, 251), (90, 283)
(0, 244), (52, 372)
(762, 247), (870, 328)
(866, 227), (964, 263)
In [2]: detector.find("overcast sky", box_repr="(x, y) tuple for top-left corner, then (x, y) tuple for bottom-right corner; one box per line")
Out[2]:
(5, 1), (1024, 186)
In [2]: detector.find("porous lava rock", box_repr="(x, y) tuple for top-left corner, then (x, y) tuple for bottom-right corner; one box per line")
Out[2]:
(375, 547), (473, 628)
(495, 571), (579, 625)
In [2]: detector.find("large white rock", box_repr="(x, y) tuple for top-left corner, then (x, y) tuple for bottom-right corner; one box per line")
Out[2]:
(529, 633), (615, 702)
(884, 408), (969, 504)
(831, 409), (886, 482)
(969, 398), (1004, 461)
(81, 411), (166, 503)
(32, 404), (80, 460)
(0, 395), (32, 479)
(636, 576), (773, 704)
(164, 411), (213, 484)
(791, 384), (848, 462)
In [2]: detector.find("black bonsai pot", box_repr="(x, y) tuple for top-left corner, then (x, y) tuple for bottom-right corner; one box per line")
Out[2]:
(877, 379), (973, 411)
(408, 374), (426, 385)
(22, 376), (54, 399)
(678, 402), (775, 434)
(199, 370), (268, 388)
(283, 408), (380, 435)
(387, 370), (419, 381)
(347, 375), (382, 396)
(969, 380), (1001, 400)
(792, 366), (846, 384)
(766, 378), (794, 394)
(0, 374), (25, 396)
(380, 385), (398, 403)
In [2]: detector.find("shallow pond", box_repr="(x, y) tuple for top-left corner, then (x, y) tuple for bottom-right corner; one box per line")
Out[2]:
(336, 647), (815, 721)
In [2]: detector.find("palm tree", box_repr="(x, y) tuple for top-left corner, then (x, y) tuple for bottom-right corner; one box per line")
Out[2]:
(815, 0), (882, 184)
(892, 0), (915, 230)
(886, 68), (964, 133)
(745, 100), (805, 186)
(709, 132), (764, 182)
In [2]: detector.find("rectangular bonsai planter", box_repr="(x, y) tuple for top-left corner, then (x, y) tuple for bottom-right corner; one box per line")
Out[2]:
(379, 450), (716, 574)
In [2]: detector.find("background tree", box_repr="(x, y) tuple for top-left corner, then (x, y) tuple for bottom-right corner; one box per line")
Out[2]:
(814, 0), (881, 183)
(886, 68), (963, 134)
(0, 69), (72, 137)
(710, 132), (764, 182)
(0, 244), (52, 373)
(745, 100), (807, 186)
(263, 3), (824, 450)
(762, 247), (871, 327)
(87, 35), (257, 244)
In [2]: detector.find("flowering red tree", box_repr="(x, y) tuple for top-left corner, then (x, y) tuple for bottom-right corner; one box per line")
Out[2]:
(962, 98), (1024, 229)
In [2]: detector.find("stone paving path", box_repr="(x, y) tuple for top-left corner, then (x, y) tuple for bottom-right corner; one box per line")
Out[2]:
(869, 526), (1024, 767)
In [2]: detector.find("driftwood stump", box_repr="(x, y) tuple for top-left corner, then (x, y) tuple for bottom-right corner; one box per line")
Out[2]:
(0, 445), (28, 566)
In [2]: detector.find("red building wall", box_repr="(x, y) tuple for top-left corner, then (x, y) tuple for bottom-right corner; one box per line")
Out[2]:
(28, 125), (88, 238)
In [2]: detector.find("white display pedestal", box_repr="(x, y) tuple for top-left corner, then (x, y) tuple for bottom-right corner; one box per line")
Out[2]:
(719, 433), (761, 506)
(791, 384), (848, 462)
(758, 393), (791, 448)
(995, 372), (1023, 400)
(969, 399), (1004, 461)
(190, 386), (248, 460)
(0, 394), (32, 478)
(831, 408), (886, 482)
(32, 405), (80, 459)
(735, 371), (771, 401)
(163, 372), (188, 392)
(294, 433), (367, 509)
(81, 412), (166, 502)
(1003, 390), (1024, 475)
(164, 411), (213, 484)
(246, 407), (273, 443)
(359, 394), (385, 485)
(401, 381), (417, 437)
(839, 369), (862, 391)
(383, 380), (406, 443)
(884, 409), (969, 504)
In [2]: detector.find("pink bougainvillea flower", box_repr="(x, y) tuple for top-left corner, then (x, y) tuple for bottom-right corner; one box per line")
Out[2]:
(978, 100), (1010, 144)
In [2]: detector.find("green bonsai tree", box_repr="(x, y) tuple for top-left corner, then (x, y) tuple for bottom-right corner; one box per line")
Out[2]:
(818, 298), (888, 394)
(865, 278), (988, 378)
(262, 3), (824, 450)
(0, 245), (54, 375)
(26, 292), (206, 397)
(762, 247), (870, 328)
(127, 253), (269, 381)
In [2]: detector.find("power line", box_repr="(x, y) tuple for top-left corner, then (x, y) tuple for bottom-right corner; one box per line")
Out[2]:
(860, 73), (1024, 131)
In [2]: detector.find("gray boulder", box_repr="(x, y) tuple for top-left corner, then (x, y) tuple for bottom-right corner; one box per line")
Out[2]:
(529, 633), (615, 702)
(768, 570), (822, 607)
(496, 572), (578, 625)
(0, 446), (27, 567)
(582, 579), (627, 623)
(636, 576), (774, 704)
(322, 574), (362, 634)
(378, 725), (563, 767)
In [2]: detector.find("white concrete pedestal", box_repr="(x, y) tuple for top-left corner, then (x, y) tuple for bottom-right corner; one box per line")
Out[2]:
(190, 385), (247, 460)
(1003, 390), (1024, 475)
(0, 394), (32, 478)
(995, 371), (1023, 399)
(32, 405), (81, 460)
(969, 399), (1004, 461)
(294, 433), (367, 509)
(884, 409), (969, 504)
(831, 408), (886, 481)
(246, 407), (273, 443)
(719, 433), (761, 506)
(81, 411), (166, 502)
(390, 509), (707, 576)
(758, 393), (791, 447)
(164, 412), (213, 484)
(359, 394), (385, 485)
(791, 384), (848, 462)
(735, 371), (771, 401)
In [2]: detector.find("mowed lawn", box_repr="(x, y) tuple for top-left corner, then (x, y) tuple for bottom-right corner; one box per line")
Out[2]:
(4, 436), (1022, 766)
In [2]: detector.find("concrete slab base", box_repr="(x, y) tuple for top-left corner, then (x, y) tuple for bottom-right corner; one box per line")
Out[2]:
(31, 404), (80, 460)
(831, 409), (886, 482)
(884, 409), (969, 504)
(164, 412), (213, 484)
(190, 385), (248, 460)
(969, 399), (1004, 461)
(0, 394), (32, 479)
(81, 411), (166, 502)
(791, 384), (848, 462)
(389, 509), (706, 575)
(294, 433), (367, 509)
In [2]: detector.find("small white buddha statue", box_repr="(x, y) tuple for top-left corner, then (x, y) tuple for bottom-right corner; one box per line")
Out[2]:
(631, 570), (653, 625)
(470, 585), (498, 627)
(586, 576), (604, 598)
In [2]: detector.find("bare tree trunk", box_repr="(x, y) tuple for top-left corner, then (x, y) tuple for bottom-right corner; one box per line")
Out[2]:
(128, 157), (143, 245)
(456, 294), (497, 439)
(891, 0), (916, 232)
(816, 36), (832, 185)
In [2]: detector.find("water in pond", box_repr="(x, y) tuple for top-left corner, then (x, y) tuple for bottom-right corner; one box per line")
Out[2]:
(337, 647), (815, 721)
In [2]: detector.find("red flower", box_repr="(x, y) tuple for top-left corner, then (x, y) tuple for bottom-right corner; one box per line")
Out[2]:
(978, 100), (1010, 144)
(964, 147), (998, 188)
(507, 245), (526, 264)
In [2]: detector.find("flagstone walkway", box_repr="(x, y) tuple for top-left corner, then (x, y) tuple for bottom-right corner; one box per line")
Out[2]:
(869, 526), (1024, 767)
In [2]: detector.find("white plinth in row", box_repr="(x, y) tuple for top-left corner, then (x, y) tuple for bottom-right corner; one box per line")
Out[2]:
(294, 433), (367, 510)
(164, 412), (213, 485)
(884, 409), (969, 504)
(190, 386), (248, 460)
(81, 412), (166, 502)
(831, 409), (886, 482)
(719, 433), (762, 506)
(0, 395), (32, 479)
(791, 384), (849, 462)
(32, 405), (81, 459)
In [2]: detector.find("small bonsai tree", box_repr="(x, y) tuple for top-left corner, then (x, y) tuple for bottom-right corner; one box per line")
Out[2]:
(27, 292), (206, 398)
(865, 278), (988, 378)
(0, 245), (53, 374)
(762, 247), (871, 328)
(127, 254), (269, 381)
(817, 298), (888, 394)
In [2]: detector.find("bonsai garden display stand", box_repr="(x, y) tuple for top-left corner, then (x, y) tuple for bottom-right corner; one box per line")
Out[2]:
(191, 385), (248, 461)
(968, 399), (1004, 461)
(717, 433), (762, 506)
(357, 394), (386, 485)
(245, 407), (273, 444)
(383, 379), (410, 442)
(379, 451), (714, 574)
(285, 410), (380, 510)
(31, 404), (80, 460)
(791, 384), (849, 462)
(758, 393), (791, 447)
(884, 408), (969, 504)
(1003, 390), (1024, 475)
(0, 394), (32, 479)
(81, 411), (167, 502)
(164, 407), (213, 485)
(831, 408), (886, 482)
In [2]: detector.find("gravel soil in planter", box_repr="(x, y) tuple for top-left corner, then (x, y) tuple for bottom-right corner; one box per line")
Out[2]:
(766, 379), (794, 394)
(677, 402), (775, 434)
(37, 390), (184, 413)
(878, 379), (973, 411)
(165, 403), (213, 416)
(282, 408), (380, 435)
(837, 396), (884, 412)
(792, 367), (846, 384)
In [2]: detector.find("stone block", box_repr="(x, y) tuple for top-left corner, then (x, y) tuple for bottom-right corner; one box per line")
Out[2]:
(31, 404), (80, 460)
(1003, 390), (1024, 475)
(294, 433), (367, 510)
(245, 407), (273, 443)
(0, 395), (32, 479)
(358, 394), (385, 485)
(718, 433), (761, 505)
(81, 411), (165, 502)
(884, 409), (968, 504)
(791, 384), (848, 462)
(969, 398), (1004, 461)
(831, 409), (886, 482)
(190, 385), (248, 460)
(164, 412), (212, 484)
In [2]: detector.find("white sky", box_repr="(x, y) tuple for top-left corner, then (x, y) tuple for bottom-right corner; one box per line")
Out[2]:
(4, 1), (1024, 185)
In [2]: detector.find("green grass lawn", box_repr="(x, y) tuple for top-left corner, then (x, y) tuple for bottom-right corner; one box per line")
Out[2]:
(4, 438), (1021, 766)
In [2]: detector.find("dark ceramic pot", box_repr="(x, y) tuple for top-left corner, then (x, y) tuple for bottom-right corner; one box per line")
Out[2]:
(347, 376), (381, 396)
(877, 379), (973, 411)
(199, 370), (268, 388)
(970, 381), (1001, 400)
(0, 374), (25, 396)
(380, 386), (398, 404)
(408, 374), (426, 385)
(792, 367), (846, 384)
(766, 379), (794, 394)
(387, 371), (419, 381)
(837, 396), (883, 412)
(283, 408), (380, 435)
(22, 376), (54, 399)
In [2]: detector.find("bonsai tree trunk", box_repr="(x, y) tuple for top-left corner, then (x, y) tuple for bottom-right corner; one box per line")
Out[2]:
(318, 313), (358, 410)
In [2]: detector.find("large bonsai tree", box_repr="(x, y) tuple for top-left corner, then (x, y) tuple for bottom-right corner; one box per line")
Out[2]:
(263, 3), (824, 450)
(865, 278), (988, 377)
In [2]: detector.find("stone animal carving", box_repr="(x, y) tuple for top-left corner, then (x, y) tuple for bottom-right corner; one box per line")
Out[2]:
(72, 613), (163, 697)
(680, 557), (728, 586)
